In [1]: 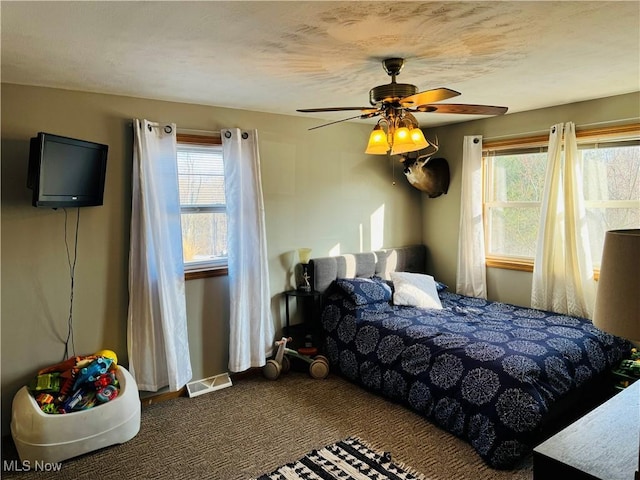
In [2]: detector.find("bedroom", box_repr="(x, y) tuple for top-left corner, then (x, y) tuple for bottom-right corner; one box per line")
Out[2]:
(1, 1), (639, 478)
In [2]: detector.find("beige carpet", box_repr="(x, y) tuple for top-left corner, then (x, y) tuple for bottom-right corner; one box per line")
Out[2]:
(1, 372), (533, 479)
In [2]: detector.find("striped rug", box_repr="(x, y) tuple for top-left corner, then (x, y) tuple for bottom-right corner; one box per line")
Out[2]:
(254, 437), (429, 480)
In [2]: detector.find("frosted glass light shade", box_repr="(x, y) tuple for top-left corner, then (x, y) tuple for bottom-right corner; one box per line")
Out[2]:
(593, 229), (640, 342)
(391, 127), (420, 155)
(298, 248), (312, 264)
(409, 127), (430, 150)
(365, 125), (390, 155)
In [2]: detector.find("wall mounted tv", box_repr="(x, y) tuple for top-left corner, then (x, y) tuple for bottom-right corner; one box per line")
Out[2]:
(27, 132), (108, 208)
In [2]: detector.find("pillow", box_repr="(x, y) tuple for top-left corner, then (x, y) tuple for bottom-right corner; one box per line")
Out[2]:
(390, 272), (443, 310)
(334, 277), (392, 306)
(374, 275), (447, 293)
(435, 280), (448, 293)
(372, 275), (394, 292)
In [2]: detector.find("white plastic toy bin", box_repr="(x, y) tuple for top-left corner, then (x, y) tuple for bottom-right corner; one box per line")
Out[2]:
(11, 365), (140, 463)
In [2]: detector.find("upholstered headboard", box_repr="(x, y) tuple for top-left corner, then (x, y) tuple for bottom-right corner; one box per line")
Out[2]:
(309, 245), (427, 293)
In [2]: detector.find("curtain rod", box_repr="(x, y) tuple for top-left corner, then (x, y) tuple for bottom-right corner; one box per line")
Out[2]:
(147, 125), (222, 137)
(176, 128), (221, 138)
(483, 117), (640, 142)
(130, 122), (221, 138)
(131, 120), (175, 134)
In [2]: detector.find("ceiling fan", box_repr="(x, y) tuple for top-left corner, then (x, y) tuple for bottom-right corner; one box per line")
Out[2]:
(297, 58), (508, 155)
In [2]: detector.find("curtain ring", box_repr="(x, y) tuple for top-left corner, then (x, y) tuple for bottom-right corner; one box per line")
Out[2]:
(147, 124), (152, 132)
(551, 126), (556, 133)
(473, 137), (479, 144)
(164, 125), (173, 134)
(224, 131), (232, 139)
(241, 132), (249, 140)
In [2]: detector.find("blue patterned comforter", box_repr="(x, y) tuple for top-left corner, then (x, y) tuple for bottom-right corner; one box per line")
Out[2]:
(321, 281), (631, 469)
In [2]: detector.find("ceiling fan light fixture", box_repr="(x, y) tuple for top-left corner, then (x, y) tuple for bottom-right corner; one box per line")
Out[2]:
(365, 124), (390, 155)
(298, 58), (507, 155)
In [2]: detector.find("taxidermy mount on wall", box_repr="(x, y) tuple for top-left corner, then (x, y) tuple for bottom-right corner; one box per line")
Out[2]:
(400, 139), (450, 197)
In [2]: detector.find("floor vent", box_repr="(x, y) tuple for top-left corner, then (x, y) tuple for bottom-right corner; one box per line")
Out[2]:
(186, 373), (232, 398)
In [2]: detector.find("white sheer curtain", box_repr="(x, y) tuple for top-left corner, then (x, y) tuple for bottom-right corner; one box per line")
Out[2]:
(531, 122), (596, 317)
(128, 119), (192, 391)
(456, 135), (487, 298)
(222, 128), (274, 372)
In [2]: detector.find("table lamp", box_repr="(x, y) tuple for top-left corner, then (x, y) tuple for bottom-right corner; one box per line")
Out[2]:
(298, 248), (312, 292)
(592, 229), (640, 480)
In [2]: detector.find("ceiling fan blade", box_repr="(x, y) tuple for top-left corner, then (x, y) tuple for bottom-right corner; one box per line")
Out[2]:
(297, 107), (378, 113)
(400, 88), (461, 107)
(308, 111), (381, 130)
(415, 103), (508, 115)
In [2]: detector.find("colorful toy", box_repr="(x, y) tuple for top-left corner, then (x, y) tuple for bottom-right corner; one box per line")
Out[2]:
(26, 350), (121, 415)
(62, 388), (86, 411)
(40, 403), (58, 414)
(28, 373), (61, 392)
(94, 349), (118, 369)
(58, 375), (74, 397)
(37, 356), (82, 375)
(75, 391), (97, 410)
(96, 385), (119, 403)
(94, 372), (117, 389)
(62, 388), (97, 412)
(36, 393), (54, 405)
(72, 357), (113, 391)
(263, 337), (329, 380)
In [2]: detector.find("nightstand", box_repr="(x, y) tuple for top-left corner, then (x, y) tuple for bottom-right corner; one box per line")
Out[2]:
(282, 290), (322, 350)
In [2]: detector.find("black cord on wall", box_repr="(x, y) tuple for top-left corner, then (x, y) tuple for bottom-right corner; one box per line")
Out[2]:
(62, 207), (80, 361)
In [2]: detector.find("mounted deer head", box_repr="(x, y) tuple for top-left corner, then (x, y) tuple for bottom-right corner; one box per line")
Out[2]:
(400, 138), (450, 197)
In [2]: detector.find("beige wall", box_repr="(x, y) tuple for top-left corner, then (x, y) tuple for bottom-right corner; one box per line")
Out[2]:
(0, 84), (423, 434)
(421, 92), (640, 307)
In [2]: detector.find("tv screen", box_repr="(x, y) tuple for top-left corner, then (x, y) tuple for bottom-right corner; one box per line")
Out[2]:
(27, 132), (108, 208)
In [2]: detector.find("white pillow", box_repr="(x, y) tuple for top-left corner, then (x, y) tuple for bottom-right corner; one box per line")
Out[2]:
(390, 272), (443, 310)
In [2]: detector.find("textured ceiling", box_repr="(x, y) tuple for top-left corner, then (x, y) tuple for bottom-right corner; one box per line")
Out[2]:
(2, 1), (639, 127)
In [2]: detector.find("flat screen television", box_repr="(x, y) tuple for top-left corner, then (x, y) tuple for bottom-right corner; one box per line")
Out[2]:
(27, 132), (108, 208)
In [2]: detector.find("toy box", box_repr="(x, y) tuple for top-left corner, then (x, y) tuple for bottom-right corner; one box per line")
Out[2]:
(11, 366), (140, 463)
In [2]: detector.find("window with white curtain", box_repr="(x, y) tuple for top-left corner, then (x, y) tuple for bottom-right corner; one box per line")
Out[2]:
(483, 124), (640, 272)
(176, 134), (228, 277)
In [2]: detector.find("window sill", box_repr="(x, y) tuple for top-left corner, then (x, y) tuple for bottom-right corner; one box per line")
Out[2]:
(185, 267), (228, 281)
(485, 257), (600, 280)
(486, 257), (533, 272)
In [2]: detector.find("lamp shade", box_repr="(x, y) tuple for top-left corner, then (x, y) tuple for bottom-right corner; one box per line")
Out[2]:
(365, 125), (390, 155)
(593, 229), (640, 342)
(391, 127), (420, 155)
(409, 127), (430, 150)
(298, 248), (312, 264)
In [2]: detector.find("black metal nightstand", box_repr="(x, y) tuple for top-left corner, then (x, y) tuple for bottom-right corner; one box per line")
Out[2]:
(282, 289), (322, 349)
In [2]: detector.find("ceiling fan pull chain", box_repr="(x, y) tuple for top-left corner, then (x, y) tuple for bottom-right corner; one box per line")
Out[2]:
(391, 151), (396, 186)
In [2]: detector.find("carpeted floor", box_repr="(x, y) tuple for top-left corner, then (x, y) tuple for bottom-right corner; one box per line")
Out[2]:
(1, 372), (533, 479)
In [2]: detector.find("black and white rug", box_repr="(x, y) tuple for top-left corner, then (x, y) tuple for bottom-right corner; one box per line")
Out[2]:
(254, 436), (429, 480)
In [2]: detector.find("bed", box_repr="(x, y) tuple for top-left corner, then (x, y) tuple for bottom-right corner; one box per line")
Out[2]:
(309, 245), (631, 469)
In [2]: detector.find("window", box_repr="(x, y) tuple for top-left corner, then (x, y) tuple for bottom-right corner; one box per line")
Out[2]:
(176, 134), (228, 278)
(483, 124), (640, 271)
